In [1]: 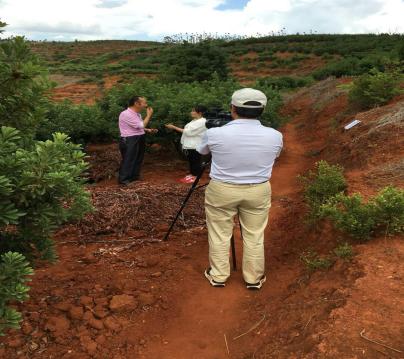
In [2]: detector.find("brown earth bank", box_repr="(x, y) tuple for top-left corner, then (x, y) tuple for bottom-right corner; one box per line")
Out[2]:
(1, 79), (403, 359)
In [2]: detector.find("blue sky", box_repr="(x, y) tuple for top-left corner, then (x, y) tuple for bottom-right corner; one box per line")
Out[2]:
(216, 0), (250, 11)
(0, 0), (403, 41)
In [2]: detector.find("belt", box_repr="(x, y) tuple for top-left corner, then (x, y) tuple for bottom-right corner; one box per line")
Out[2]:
(212, 179), (269, 186)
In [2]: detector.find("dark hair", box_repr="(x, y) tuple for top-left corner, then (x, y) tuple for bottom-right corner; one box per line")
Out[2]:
(193, 105), (207, 115)
(128, 95), (143, 107)
(233, 101), (264, 119)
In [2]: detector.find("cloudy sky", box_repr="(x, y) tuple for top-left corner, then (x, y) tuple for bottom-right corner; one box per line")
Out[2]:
(0, 0), (403, 41)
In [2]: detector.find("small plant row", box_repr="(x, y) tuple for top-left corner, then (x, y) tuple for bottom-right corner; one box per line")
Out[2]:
(300, 161), (404, 240)
(300, 242), (354, 271)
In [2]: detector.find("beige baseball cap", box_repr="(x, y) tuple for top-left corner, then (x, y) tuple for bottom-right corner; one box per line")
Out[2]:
(231, 88), (267, 108)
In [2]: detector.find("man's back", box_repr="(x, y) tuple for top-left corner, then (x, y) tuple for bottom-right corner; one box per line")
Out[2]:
(199, 119), (283, 184)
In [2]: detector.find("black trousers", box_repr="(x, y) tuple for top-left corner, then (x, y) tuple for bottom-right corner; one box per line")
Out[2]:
(118, 135), (145, 184)
(184, 149), (203, 176)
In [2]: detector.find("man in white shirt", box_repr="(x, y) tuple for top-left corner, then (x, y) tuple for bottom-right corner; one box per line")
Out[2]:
(197, 88), (283, 290)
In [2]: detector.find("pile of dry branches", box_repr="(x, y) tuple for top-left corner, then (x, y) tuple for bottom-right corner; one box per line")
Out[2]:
(69, 183), (205, 237)
(84, 144), (121, 182)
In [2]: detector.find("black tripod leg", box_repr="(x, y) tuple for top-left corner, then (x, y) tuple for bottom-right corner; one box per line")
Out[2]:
(163, 161), (209, 241)
(231, 217), (243, 272)
(231, 234), (237, 271)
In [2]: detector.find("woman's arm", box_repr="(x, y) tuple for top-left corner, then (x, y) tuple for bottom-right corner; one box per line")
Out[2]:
(165, 124), (184, 133)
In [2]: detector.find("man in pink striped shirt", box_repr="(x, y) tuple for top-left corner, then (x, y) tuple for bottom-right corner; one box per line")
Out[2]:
(118, 96), (155, 185)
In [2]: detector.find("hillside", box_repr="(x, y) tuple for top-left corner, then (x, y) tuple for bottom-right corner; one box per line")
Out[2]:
(29, 34), (403, 103)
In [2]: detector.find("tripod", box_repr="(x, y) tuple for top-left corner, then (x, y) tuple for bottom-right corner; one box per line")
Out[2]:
(163, 161), (239, 271)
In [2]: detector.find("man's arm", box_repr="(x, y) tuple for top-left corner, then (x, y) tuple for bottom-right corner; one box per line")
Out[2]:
(196, 132), (210, 155)
(276, 134), (283, 158)
(143, 107), (153, 128)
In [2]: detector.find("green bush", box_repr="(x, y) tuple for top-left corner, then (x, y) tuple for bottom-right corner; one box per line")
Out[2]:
(312, 56), (387, 80)
(256, 76), (313, 90)
(300, 250), (333, 271)
(348, 70), (400, 109)
(320, 187), (404, 240)
(0, 33), (52, 136)
(333, 242), (354, 260)
(0, 252), (33, 336)
(160, 41), (228, 82)
(398, 42), (404, 62)
(370, 186), (404, 234)
(0, 126), (92, 260)
(299, 161), (347, 221)
(38, 101), (116, 143)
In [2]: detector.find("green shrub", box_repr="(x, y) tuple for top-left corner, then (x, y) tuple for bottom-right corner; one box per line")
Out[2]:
(300, 250), (333, 271)
(320, 187), (404, 240)
(299, 161), (347, 221)
(371, 186), (404, 234)
(0, 252), (33, 336)
(348, 70), (400, 109)
(333, 242), (354, 260)
(0, 34), (52, 136)
(398, 42), (404, 62)
(38, 101), (115, 143)
(0, 126), (92, 260)
(160, 41), (228, 82)
(256, 76), (312, 90)
(312, 56), (387, 80)
(0, 23), (92, 338)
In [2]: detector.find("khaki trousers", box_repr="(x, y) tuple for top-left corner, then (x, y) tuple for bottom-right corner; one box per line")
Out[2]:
(205, 180), (271, 284)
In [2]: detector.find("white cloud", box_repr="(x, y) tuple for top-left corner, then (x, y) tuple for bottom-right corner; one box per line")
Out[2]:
(0, 0), (403, 41)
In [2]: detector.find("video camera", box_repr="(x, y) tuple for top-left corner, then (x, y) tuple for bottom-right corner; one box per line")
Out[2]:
(204, 109), (232, 129)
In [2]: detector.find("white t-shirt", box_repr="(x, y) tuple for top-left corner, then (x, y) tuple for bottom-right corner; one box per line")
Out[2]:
(181, 117), (207, 150)
(197, 119), (283, 184)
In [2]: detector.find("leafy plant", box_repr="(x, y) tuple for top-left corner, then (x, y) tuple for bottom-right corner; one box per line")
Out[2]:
(0, 252), (33, 336)
(160, 41), (228, 82)
(256, 76), (312, 90)
(0, 32), (52, 136)
(320, 187), (404, 240)
(299, 161), (347, 221)
(333, 242), (354, 260)
(300, 250), (333, 271)
(348, 69), (400, 109)
(320, 193), (377, 240)
(372, 186), (404, 234)
(0, 126), (92, 260)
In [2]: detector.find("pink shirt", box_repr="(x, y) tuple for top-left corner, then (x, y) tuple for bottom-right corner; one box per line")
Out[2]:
(119, 108), (145, 137)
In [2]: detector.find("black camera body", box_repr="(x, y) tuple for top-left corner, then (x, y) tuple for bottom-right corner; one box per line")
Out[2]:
(205, 109), (232, 129)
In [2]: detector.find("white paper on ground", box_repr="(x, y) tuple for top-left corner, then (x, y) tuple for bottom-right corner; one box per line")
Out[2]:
(344, 119), (361, 130)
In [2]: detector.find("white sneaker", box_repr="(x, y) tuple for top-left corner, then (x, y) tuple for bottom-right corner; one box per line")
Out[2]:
(246, 275), (266, 290)
(204, 268), (226, 287)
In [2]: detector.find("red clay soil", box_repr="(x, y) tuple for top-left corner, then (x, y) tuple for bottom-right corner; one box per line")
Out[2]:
(1, 80), (403, 359)
(51, 84), (102, 105)
(230, 54), (325, 84)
